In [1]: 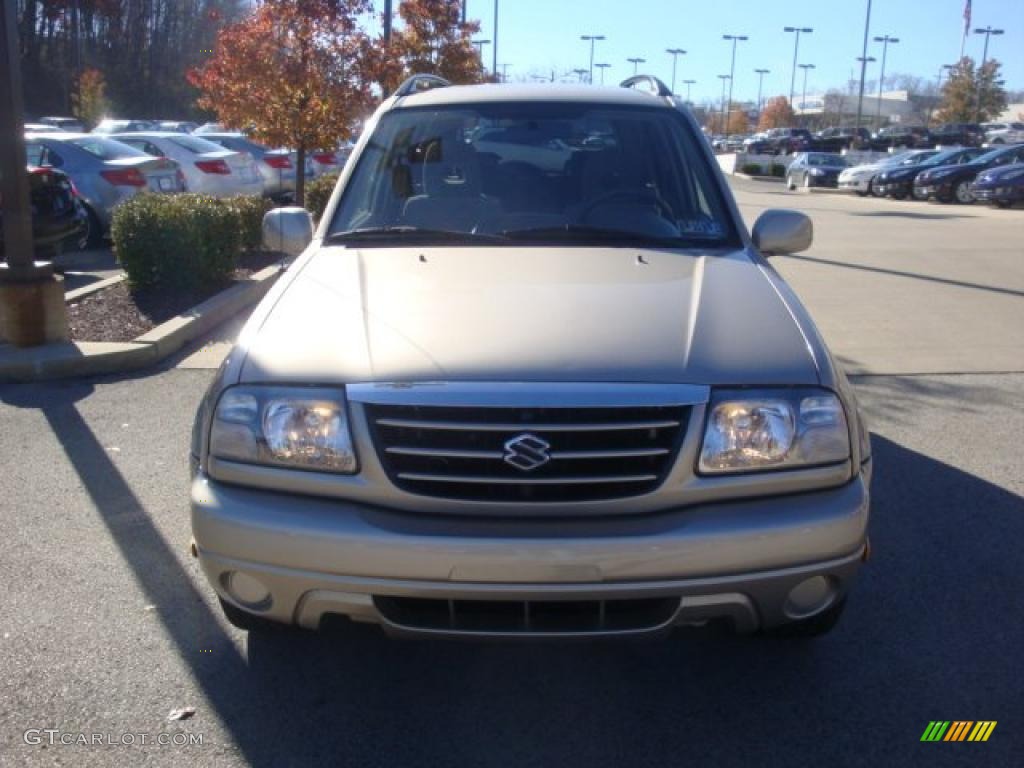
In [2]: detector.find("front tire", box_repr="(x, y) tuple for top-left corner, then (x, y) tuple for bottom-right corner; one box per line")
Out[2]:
(954, 180), (975, 204)
(78, 204), (104, 249)
(786, 175), (796, 191)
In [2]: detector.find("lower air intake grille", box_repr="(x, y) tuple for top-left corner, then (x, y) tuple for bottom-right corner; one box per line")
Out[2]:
(365, 404), (688, 502)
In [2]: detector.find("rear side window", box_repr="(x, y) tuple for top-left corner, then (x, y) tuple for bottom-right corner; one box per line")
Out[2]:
(68, 137), (148, 160)
(168, 135), (229, 154)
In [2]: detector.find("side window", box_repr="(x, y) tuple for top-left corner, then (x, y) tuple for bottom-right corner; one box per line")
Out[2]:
(144, 142), (165, 157)
(24, 142), (45, 166)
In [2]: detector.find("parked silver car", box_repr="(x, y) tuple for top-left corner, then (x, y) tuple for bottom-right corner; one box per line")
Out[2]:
(837, 149), (940, 196)
(24, 132), (185, 243)
(194, 132), (306, 200)
(111, 132), (263, 198)
(91, 118), (156, 134)
(191, 76), (872, 640)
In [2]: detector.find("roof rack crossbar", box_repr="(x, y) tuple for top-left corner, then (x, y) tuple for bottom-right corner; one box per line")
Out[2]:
(619, 75), (674, 100)
(394, 74), (452, 98)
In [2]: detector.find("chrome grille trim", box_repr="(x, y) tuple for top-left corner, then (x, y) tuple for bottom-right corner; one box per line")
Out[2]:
(375, 417), (681, 432)
(385, 446), (671, 460)
(396, 472), (659, 485)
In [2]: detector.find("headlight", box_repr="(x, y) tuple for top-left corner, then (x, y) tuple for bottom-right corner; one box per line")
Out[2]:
(209, 386), (358, 473)
(809, 168), (824, 176)
(699, 389), (849, 474)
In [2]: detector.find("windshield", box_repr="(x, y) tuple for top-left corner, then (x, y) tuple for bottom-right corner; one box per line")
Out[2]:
(68, 136), (148, 160)
(806, 153), (848, 166)
(168, 135), (230, 154)
(328, 103), (737, 246)
(973, 147), (1014, 165)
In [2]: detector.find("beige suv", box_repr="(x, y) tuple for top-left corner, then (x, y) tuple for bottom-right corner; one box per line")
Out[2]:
(190, 75), (872, 639)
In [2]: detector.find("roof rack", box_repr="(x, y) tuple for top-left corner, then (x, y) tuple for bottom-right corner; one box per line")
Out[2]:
(620, 75), (674, 101)
(394, 74), (452, 98)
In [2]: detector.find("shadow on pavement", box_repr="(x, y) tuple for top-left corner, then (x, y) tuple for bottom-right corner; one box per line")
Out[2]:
(7, 376), (1020, 767)
(780, 252), (1024, 299)
(848, 210), (971, 220)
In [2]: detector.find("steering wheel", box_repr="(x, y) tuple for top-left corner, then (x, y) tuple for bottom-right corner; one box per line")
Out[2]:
(579, 187), (677, 223)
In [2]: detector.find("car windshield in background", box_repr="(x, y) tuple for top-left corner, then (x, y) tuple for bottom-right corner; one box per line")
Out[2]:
(328, 103), (736, 247)
(167, 134), (231, 154)
(68, 136), (148, 160)
(807, 153), (848, 166)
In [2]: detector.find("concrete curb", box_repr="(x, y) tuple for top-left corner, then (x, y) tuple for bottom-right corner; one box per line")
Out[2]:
(732, 173), (784, 183)
(65, 273), (127, 303)
(0, 262), (284, 383)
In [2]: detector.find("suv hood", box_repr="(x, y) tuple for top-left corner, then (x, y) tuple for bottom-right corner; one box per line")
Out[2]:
(239, 246), (819, 386)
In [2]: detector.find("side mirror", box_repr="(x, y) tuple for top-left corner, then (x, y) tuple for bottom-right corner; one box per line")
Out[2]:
(262, 206), (314, 257)
(751, 209), (813, 256)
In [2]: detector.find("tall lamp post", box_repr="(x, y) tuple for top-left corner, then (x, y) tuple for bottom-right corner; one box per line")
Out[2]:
(873, 35), (899, 129)
(754, 68), (770, 117)
(722, 34), (747, 131)
(472, 38), (491, 63)
(717, 73), (731, 133)
(572, 68), (588, 83)
(783, 26), (813, 106)
(0, 0), (67, 346)
(973, 25), (1004, 121)
(492, 0), (499, 76)
(854, 0), (872, 131)
(798, 63), (815, 126)
(666, 48), (687, 95)
(581, 35), (606, 84)
(594, 63), (611, 84)
(627, 57), (646, 75)
(682, 79), (696, 104)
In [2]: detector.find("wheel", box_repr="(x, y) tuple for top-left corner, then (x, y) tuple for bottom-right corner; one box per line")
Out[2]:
(218, 597), (280, 632)
(954, 180), (975, 204)
(786, 174), (796, 191)
(870, 179), (884, 197)
(855, 190), (868, 197)
(764, 597), (848, 638)
(78, 204), (104, 249)
(892, 187), (907, 200)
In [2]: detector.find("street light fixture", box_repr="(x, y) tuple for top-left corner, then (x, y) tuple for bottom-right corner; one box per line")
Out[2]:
(472, 38), (491, 60)
(682, 79), (696, 104)
(572, 68), (588, 83)
(627, 57), (646, 75)
(798, 63), (815, 126)
(973, 25), (1005, 121)
(717, 73), (731, 134)
(594, 62), (611, 85)
(754, 68), (770, 117)
(722, 34), (747, 131)
(854, 0), (872, 132)
(581, 35), (606, 84)
(666, 48), (687, 95)
(783, 26), (813, 106)
(872, 35), (899, 129)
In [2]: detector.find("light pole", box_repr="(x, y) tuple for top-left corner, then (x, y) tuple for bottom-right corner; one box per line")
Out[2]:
(595, 63), (611, 84)
(754, 68), (769, 117)
(717, 73), (731, 133)
(854, 0), (872, 132)
(798, 63), (815, 126)
(627, 57), (646, 75)
(722, 34), (747, 132)
(461, 0), (467, 25)
(666, 48), (686, 95)
(472, 38), (491, 63)
(573, 68), (588, 83)
(683, 79), (696, 104)
(783, 26), (813, 106)
(501, 62), (511, 82)
(973, 26), (1005, 121)
(492, 0), (498, 76)
(581, 35), (606, 84)
(873, 35), (899, 129)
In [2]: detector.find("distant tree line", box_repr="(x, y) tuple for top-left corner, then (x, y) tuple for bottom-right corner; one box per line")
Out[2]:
(16, 0), (250, 120)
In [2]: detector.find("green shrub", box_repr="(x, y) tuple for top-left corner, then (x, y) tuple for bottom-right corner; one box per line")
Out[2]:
(740, 163), (763, 175)
(112, 194), (241, 291)
(771, 164), (786, 177)
(304, 172), (340, 222)
(224, 194), (273, 251)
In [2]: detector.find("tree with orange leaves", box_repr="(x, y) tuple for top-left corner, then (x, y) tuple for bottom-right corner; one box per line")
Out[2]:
(757, 96), (796, 130)
(375, 0), (491, 94)
(187, 0), (375, 205)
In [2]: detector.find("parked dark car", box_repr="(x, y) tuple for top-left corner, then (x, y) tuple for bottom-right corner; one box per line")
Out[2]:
(39, 116), (86, 132)
(873, 147), (988, 199)
(0, 166), (87, 259)
(812, 127), (871, 152)
(914, 144), (1024, 203)
(969, 163), (1024, 207)
(929, 123), (984, 148)
(744, 127), (813, 155)
(870, 125), (930, 150)
(785, 152), (850, 190)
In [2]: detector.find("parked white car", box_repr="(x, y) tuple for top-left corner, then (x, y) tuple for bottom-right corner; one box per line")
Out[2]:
(111, 132), (263, 197)
(837, 150), (939, 196)
(981, 122), (1024, 145)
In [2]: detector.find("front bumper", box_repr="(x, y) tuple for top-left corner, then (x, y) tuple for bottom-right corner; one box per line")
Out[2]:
(914, 182), (955, 199)
(192, 470), (871, 637)
(874, 180), (912, 197)
(838, 177), (871, 192)
(971, 186), (1024, 203)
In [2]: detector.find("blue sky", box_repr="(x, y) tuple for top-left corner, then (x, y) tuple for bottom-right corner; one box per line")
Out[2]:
(461, 0), (1023, 102)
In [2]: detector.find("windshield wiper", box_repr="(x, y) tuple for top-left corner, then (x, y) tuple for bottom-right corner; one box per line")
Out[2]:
(500, 224), (710, 246)
(324, 226), (508, 244)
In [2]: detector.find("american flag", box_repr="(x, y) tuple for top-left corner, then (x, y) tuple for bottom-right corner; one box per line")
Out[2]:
(964, 0), (972, 35)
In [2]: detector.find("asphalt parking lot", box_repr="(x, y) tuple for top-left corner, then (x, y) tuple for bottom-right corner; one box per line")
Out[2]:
(1, 180), (1021, 767)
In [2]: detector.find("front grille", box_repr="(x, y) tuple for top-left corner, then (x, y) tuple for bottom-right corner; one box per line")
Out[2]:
(366, 403), (687, 503)
(374, 596), (680, 634)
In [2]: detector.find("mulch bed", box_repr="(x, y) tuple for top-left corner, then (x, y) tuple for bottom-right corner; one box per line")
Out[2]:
(67, 250), (284, 343)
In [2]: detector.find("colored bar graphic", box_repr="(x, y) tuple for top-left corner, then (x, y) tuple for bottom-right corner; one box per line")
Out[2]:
(922, 721), (996, 742)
